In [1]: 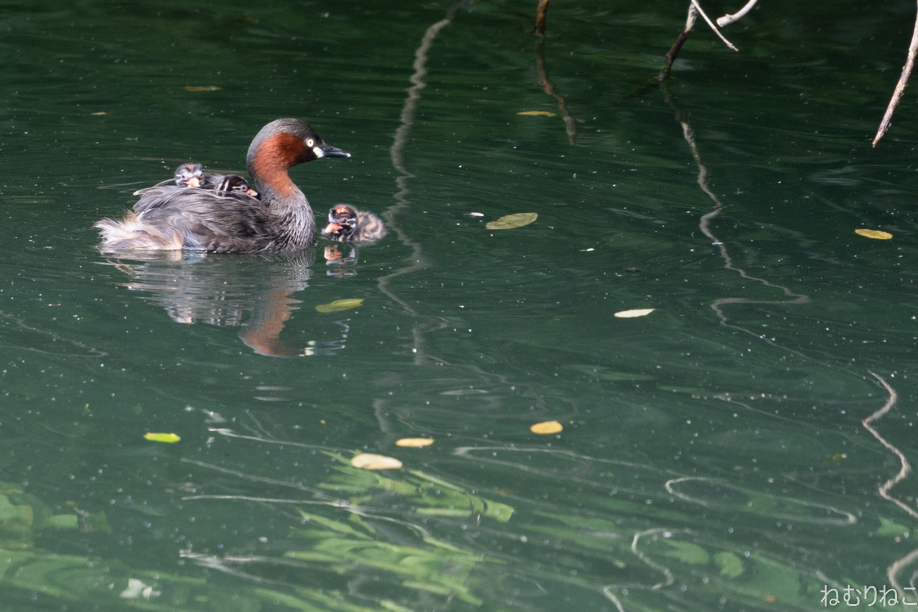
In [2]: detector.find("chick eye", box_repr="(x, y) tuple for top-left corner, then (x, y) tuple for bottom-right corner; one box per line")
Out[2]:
(306, 138), (315, 147)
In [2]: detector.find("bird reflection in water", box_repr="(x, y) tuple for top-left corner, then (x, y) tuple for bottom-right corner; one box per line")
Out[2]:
(104, 250), (348, 357)
(323, 245), (359, 278)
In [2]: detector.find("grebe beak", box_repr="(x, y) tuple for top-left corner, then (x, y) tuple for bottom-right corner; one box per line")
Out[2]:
(313, 143), (351, 159)
(324, 222), (343, 233)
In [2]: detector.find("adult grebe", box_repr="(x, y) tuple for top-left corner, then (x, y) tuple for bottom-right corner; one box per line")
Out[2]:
(95, 118), (350, 253)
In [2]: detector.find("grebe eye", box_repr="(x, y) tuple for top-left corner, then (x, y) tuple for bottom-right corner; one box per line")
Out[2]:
(306, 138), (315, 147)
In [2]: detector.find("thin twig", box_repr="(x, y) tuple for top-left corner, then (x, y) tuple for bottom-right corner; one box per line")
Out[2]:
(690, 0), (738, 51)
(716, 0), (759, 27)
(534, 0), (551, 36)
(873, 0), (918, 147)
(659, 4), (699, 82)
(535, 37), (577, 144)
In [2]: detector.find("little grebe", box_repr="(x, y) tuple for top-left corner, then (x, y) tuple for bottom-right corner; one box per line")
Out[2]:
(321, 204), (387, 242)
(95, 118), (349, 253)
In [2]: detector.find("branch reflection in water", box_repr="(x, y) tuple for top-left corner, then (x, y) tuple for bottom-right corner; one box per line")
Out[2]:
(99, 249), (347, 358)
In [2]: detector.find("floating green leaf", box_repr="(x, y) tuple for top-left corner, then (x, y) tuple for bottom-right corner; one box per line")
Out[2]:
(144, 432), (180, 443)
(316, 298), (364, 313)
(517, 110), (556, 117)
(486, 213), (537, 230)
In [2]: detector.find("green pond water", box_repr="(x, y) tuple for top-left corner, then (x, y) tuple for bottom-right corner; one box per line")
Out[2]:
(3, 0), (918, 610)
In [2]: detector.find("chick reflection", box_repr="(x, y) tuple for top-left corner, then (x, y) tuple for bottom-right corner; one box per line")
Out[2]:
(106, 250), (347, 357)
(323, 245), (359, 278)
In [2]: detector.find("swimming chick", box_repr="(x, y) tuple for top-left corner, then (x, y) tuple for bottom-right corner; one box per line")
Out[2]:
(96, 118), (349, 253)
(320, 204), (387, 242)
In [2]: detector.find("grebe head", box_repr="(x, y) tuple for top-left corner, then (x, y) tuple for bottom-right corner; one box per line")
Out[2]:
(174, 163), (204, 187)
(245, 119), (349, 197)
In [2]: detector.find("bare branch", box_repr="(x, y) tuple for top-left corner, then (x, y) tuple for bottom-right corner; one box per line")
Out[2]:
(535, 38), (577, 144)
(873, 0), (918, 147)
(658, 4), (699, 81)
(535, 0), (552, 36)
(716, 0), (759, 27)
(691, 0), (738, 51)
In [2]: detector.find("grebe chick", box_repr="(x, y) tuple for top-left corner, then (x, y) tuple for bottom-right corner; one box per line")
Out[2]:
(135, 163), (205, 194)
(214, 175), (259, 198)
(321, 204), (387, 242)
(174, 163), (204, 188)
(96, 118), (350, 253)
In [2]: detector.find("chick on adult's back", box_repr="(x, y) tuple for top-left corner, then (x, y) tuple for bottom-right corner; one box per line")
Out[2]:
(95, 118), (350, 254)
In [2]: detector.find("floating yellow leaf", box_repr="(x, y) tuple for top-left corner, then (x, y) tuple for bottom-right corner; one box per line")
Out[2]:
(517, 111), (557, 117)
(183, 86), (222, 92)
(855, 228), (892, 240)
(614, 308), (655, 318)
(144, 432), (180, 443)
(486, 213), (538, 230)
(315, 298), (364, 313)
(530, 420), (563, 435)
(90, 112), (106, 116)
(351, 453), (403, 470)
(395, 438), (434, 448)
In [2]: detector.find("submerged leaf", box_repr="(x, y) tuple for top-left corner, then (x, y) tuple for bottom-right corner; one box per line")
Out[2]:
(715, 551), (744, 578)
(297, 510), (370, 538)
(876, 516), (910, 537)
(144, 432), (180, 443)
(486, 213), (538, 230)
(663, 540), (710, 565)
(517, 110), (557, 117)
(530, 420), (563, 435)
(351, 453), (403, 470)
(395, 438), (434, 448)
(614, 308), (654, 318)
(315, 298), (364, 313)
(183, 86), (222, 92)
(46, 514), (79, 529)
(855, 228), (892, 240)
